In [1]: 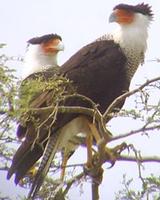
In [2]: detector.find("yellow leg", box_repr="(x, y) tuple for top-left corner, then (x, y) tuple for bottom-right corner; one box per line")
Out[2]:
(84, 121), (102, 169)
(86, 132), (93, 168)
(60, 152), (70, 181)
(88, 122), (101, 143)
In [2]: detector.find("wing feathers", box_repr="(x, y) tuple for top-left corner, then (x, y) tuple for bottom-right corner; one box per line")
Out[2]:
(8, 40), (127, 186)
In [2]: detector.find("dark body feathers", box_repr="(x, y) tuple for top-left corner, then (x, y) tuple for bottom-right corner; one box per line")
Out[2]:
(8, 39), (128, 183)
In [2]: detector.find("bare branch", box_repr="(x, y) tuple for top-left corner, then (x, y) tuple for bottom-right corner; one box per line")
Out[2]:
(117, 155), (160, 163)
(92, 181), (99, 200)
(0, 166), (9, 171)
(103, 76), (160, 121)
(111, 124), (160, 142)
(63, 172), (84, 196)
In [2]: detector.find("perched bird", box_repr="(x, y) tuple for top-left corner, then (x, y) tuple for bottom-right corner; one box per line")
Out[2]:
(7, 3), (153, 199)
(17, 33), (64, 140)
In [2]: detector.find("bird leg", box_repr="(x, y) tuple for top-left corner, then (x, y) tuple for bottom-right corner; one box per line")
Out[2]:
(88, 122), (101, 143)
(60, 151), (71, 181)
(59, 117), (104, 180)
(111, 142), (128, 157)
(85, 131), (93, 168)
(100, 142), (124, 168)
(87, 122), (117, 168)
(85, 122), (102, 169)
(88, 122), (123, 167)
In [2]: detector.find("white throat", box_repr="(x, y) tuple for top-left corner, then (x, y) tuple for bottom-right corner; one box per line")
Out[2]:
(112, 13), (150, 56)
(22, 44), (58, 79)
(98, 13), (151, 81)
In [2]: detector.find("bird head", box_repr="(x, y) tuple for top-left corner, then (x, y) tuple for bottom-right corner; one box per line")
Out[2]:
(109, 3), (153, 26)
(27, 33), (64, 55)
(23, 34), (64, 78)
(108, 3), (153, 55)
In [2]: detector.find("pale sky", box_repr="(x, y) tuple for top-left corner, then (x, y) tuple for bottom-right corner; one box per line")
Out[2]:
(0, 0), (160, 199)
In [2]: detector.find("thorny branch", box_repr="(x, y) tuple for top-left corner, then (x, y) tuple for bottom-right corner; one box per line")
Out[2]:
(103, 76), (160, 121)
(51, 172), (85, 199)
(20, 76), (160, 199)
(111, 124), (160, 141)
(1, 74), (160, 199)
(48, 144), (160, 199)
(29, 76), (160, 143)
(117, 155), (160, 163)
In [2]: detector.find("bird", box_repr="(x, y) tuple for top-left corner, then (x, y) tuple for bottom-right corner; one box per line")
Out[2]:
(17, 33), (64, 141)
(7, 3), (153, 199)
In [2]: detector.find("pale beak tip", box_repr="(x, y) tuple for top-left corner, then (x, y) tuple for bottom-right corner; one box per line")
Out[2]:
(57, 41), (65, 51)
(109, 12), (117, 23)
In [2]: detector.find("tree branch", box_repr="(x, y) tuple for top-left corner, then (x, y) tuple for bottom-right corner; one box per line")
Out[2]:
(16, 76), (160, 199)
(103, 76), (160, 121)
(111, 124), (160, 142)
(117, 155), (160, 163)
(63, 172), (84, 196)
(0, 166), (9, 171)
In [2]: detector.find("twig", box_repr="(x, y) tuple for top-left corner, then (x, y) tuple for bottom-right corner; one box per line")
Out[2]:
(63, 93), (98, 109)
(117, 155), (160, 163)
(103, 76), (160, 121)
(31, 105), (112, 141)
(92, 181), (99, 200)
(16, 76), (160, 199)
(130, 146), (145, 185)
(63, 172), (84, 196)
(48, 172), (85, 200)
(111, 124), (160, 141)
(32, 105), (99, 120)
(0, 166), (9, 171)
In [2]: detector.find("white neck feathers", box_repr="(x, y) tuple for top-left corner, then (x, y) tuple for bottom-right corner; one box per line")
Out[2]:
(22, 44), (58, 79)
(112, 13), (150, 55)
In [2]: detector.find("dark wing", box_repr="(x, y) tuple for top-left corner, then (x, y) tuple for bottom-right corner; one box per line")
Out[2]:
(60, 40), (128, 113)
(7, 39), (127, 183)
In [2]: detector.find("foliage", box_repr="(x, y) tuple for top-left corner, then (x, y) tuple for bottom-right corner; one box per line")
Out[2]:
(115, 174), (160, 200)
(0, 44), (19, 174)
(0, 44), (160, 199)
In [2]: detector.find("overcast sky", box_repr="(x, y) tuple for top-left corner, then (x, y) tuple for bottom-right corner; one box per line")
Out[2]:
(0, 0), (160, 199)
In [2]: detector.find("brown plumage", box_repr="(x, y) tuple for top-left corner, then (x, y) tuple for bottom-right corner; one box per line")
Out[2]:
(7, 3), (153, 198)
(8, 40), (127, 183)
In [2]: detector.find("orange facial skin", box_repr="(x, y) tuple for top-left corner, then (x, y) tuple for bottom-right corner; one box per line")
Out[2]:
(114, 9), (134, 24)
(41, 38), (62, 54)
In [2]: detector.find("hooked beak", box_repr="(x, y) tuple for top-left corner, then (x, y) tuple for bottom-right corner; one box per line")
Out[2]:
(42, 39), (64, 54)
(109, 12), (117, 23)
(54, 41), (64, 51)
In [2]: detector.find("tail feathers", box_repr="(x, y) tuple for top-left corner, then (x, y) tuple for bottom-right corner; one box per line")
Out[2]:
(7, 141), (43, 184)
(16, 125), (27, 139)
(28, 134), (60, 199)
(7, 140), (31, 180)
(14, 144), (43, 184)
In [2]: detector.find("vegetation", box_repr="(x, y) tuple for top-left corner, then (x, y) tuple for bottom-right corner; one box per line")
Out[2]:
(0, 44), (160, 200)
